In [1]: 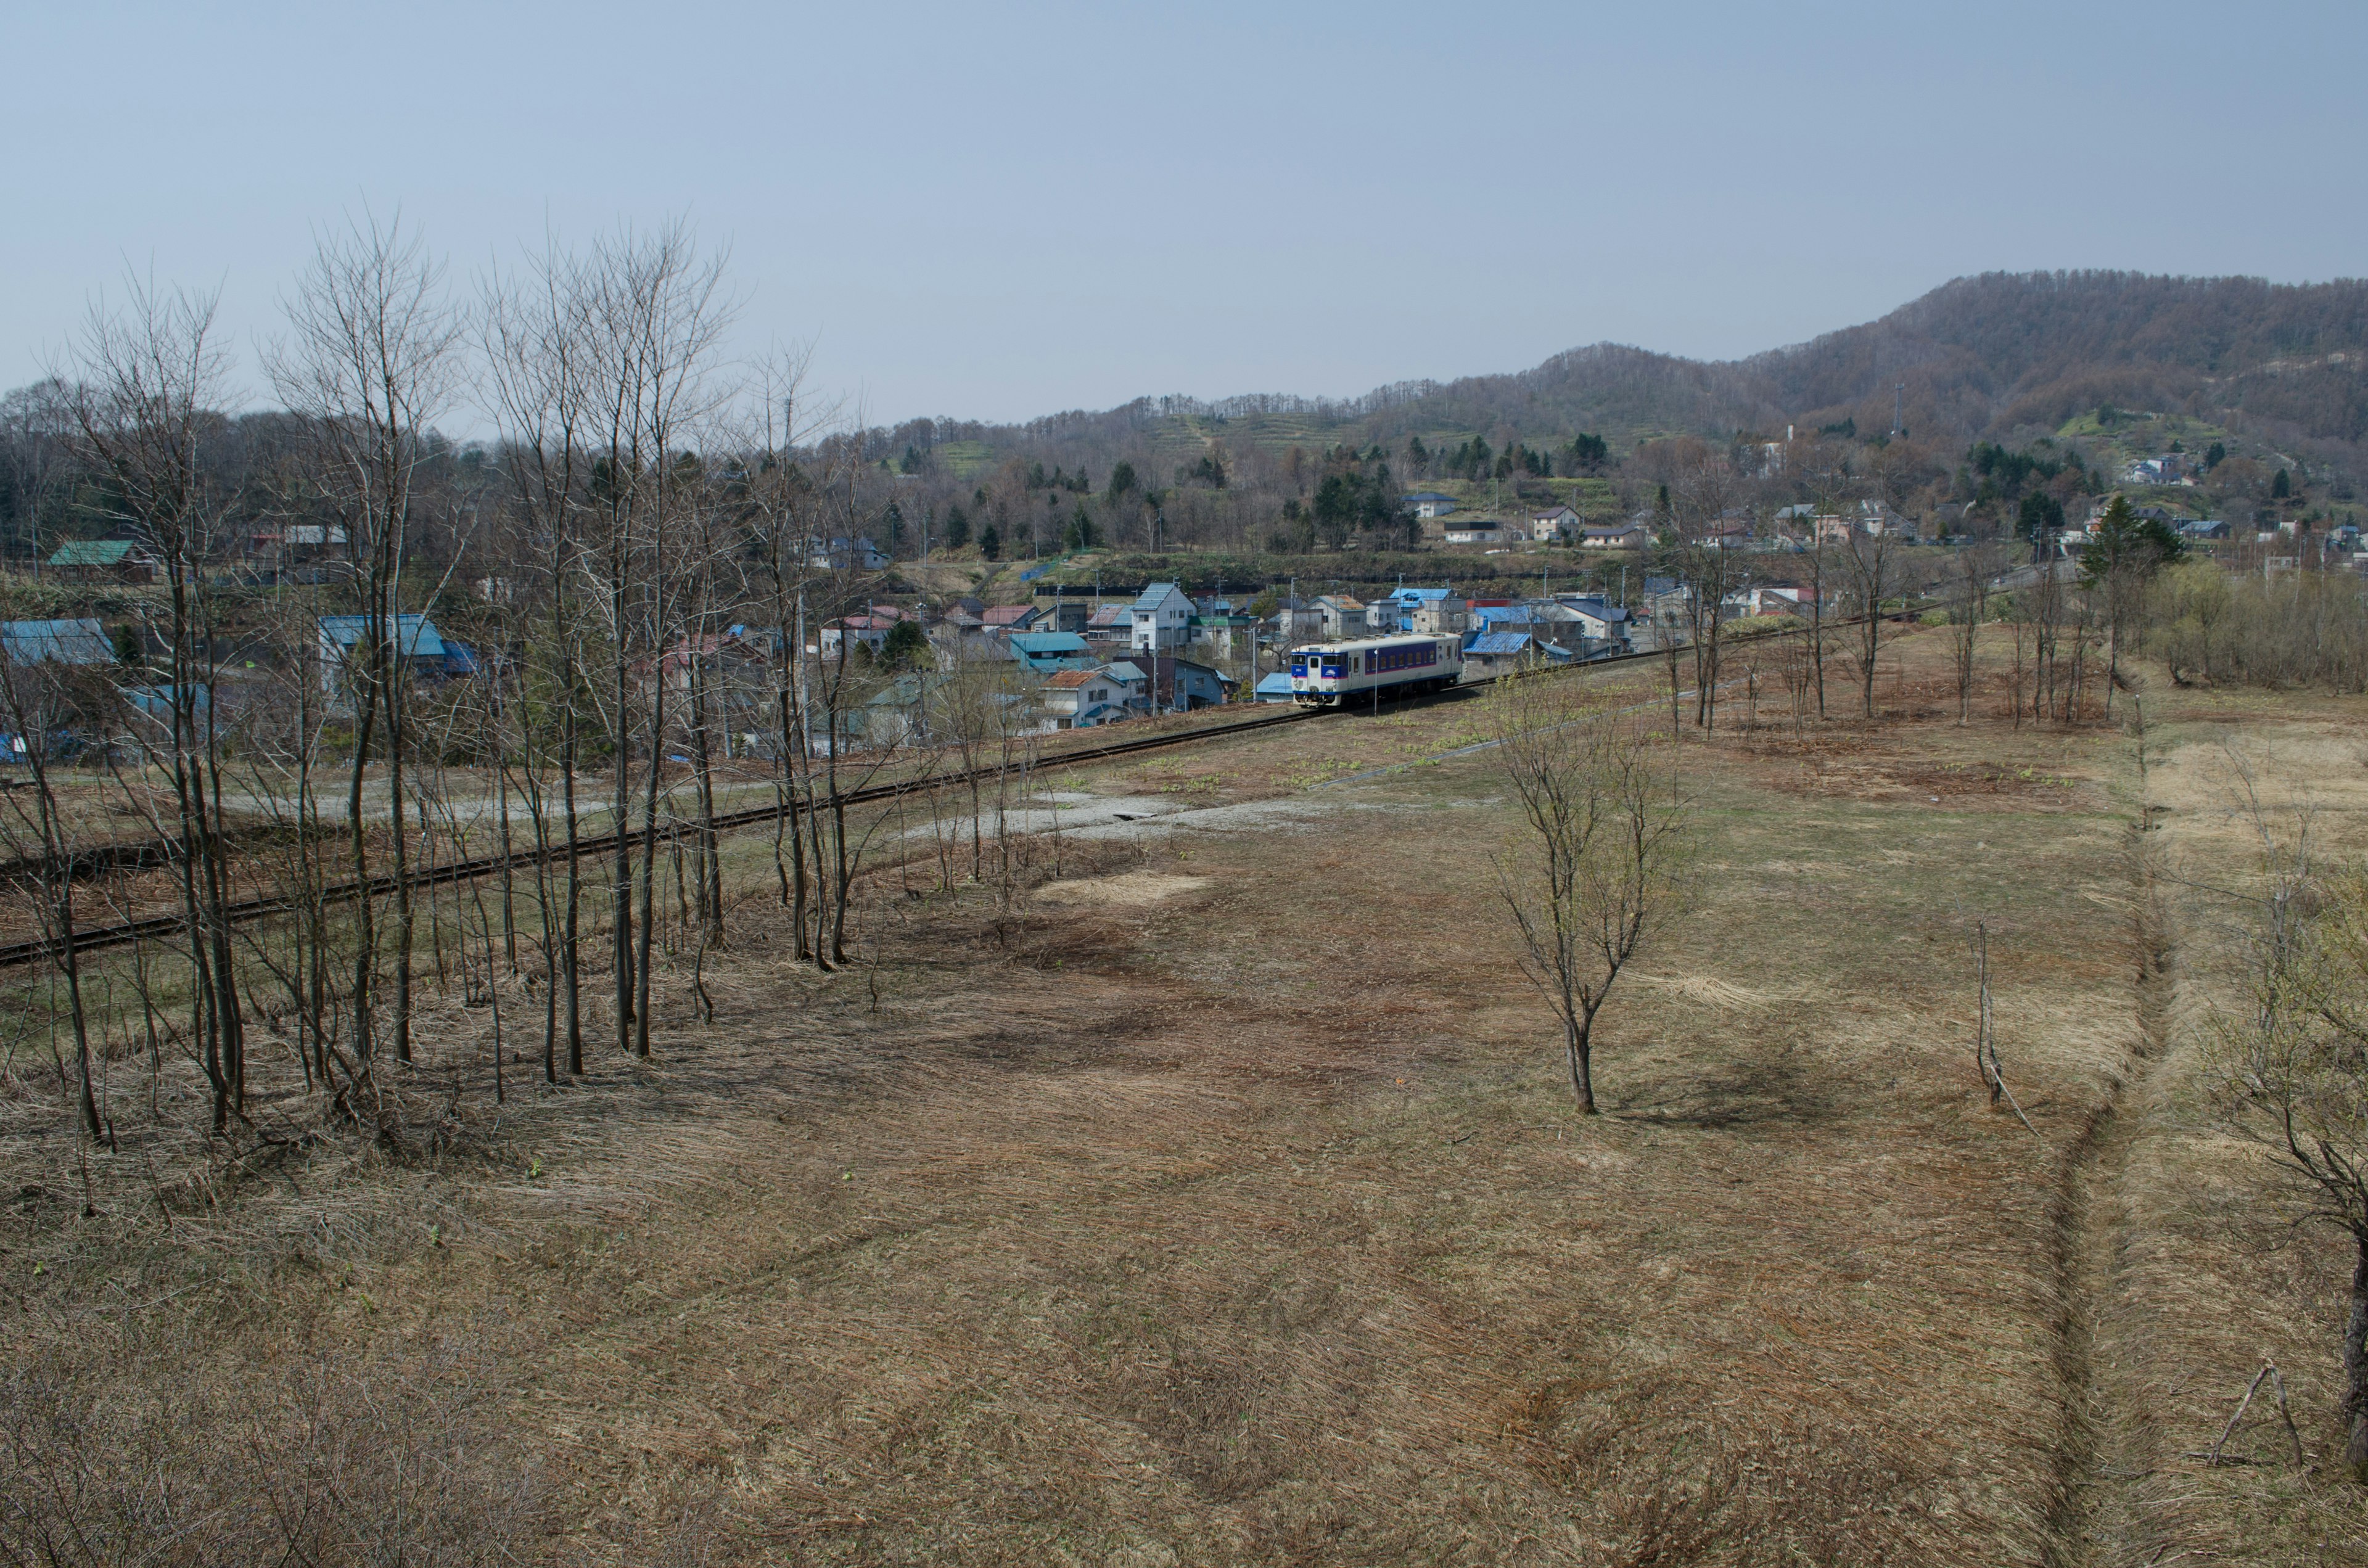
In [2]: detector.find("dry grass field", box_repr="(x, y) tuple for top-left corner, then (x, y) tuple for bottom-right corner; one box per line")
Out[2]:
(4, 628), (2365, 1566)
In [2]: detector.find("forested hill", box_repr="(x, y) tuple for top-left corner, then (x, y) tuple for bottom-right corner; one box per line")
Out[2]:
(937, 271), (2368, 480)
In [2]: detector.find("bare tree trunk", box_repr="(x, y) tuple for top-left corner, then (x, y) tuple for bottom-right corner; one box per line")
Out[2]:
(2346, 1239), (2368, 1474)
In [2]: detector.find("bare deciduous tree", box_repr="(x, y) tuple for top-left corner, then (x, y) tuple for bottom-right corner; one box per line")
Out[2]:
(2203, 786), (2368, 1476)
(1951, 544), (1995, 725)
(269, 215), (464, 1075)
(1492, 671), (1692, 1114)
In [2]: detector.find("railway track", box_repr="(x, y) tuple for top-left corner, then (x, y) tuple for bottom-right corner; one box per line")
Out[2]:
(0, 607), (1922, 969)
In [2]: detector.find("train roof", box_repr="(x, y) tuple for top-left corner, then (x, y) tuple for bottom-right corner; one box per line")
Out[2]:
(1291, 634), (1455, 654)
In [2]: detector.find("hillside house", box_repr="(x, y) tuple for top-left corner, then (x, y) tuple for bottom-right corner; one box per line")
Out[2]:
(820, 613), (901, 658)
(1400, 491), (1459, 520)
(803, 536), (889, 572)
(1531, 506), (1580, 543)
(1579, 523), (1647, 549)
(1130, 581), (1197, 653)
(1444, 521), (1508, 546)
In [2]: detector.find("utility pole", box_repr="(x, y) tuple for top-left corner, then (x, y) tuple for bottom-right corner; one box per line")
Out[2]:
(1892, 383), (1906, 439)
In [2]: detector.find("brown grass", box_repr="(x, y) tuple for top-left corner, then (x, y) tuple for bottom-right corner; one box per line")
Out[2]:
(3, 629), (2365, 1564)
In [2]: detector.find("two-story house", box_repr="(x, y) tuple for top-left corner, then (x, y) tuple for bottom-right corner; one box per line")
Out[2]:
(1130, 581), (1198, 652)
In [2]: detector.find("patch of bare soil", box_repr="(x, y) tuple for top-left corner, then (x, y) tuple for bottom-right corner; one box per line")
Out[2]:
(1033, 870), (1211, 908)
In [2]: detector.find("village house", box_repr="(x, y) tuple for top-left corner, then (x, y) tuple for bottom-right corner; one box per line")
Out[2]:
(1038, 667), (1132, 729)
(0, 618), (114, 668)
(1007, 630), (1096, 675)
(1314, 594), (1367, 639)
(1530, 505), (1580, 543)
(1444, 520), (1509, 547)
(1411, 594), (1468, 636)
(819, 612), (903, 658)
(1400, 491), (1459, 520)
(1190, 612), (1260, 660)
(316, 614), (456, 694)
(1272, 599), (1325, 646)
(1372, 586), (1466, 636)
(802, 536), (890, 572)
(979, 603), (1043, 636)
(1130, 581), (1196, 653)
(1552, 594), (1632, 647)
(1579, 522), (1647, 550)
(1140, 655), (1232, 713)
(47, 540), (161, 583)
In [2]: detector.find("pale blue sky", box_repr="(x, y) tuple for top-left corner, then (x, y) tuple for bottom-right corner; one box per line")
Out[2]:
(7, 1), (2364, 425)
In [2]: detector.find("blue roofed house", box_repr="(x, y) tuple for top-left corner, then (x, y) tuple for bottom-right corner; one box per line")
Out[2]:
(1254, 671), (1297, 703)
(1007, 630), (1095, 674)
(1142, 655), (1233, 712)
(1552, 594), (1632, 651)
(316, 614), (451, 694)
(1129, 582), (1196, 653)
(0, 620), (120, 762)
(1461, 631), (1547, 673)
(1379, 585), (1464, 634)
(0, 619), (114, 667)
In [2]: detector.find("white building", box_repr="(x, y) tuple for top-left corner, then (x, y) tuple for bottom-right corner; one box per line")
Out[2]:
(1444, 522), (1508, 546)
(1314, 594), (1368, 639)
(1530, 505), (1580, 543)
(1129, 581), (1197, 652)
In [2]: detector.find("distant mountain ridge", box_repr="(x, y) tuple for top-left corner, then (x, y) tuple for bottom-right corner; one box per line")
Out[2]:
(959, 271), (2368, 479)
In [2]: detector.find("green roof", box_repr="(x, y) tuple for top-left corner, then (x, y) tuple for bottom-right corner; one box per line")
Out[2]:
(47, 540), (139, 567)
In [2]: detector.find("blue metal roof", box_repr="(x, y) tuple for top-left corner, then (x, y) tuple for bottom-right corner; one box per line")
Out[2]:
(1254, 673), (1296, 696)
(318, 614), (445, 659)
(1008, 631), (1090, 654)
(1465, 632), (1532, 655)
(1130, 581), (1188, 612)
(0, 619), (113, 666)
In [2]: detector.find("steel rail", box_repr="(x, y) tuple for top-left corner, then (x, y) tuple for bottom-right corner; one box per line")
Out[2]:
(0, 604), (1928, 969)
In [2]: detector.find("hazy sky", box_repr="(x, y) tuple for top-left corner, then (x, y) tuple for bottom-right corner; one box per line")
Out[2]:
(7, 1), (2365, 427)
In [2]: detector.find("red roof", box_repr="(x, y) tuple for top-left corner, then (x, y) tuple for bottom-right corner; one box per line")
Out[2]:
(1043, 669), (1100, 689)
(981, 604), (1037, 626)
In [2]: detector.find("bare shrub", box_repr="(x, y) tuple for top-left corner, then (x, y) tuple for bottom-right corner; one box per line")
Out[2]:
(0, 1326), (543, 1566)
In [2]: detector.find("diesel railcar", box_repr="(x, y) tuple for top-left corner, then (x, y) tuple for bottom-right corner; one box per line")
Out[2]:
(1289, 635), (1463, 707)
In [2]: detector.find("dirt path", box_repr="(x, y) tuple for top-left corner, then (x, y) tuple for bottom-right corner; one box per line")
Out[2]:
(2042, 707), (2176, 1568)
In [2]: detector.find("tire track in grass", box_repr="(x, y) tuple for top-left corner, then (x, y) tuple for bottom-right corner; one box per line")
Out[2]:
(2041, 702), (2173, 1568)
